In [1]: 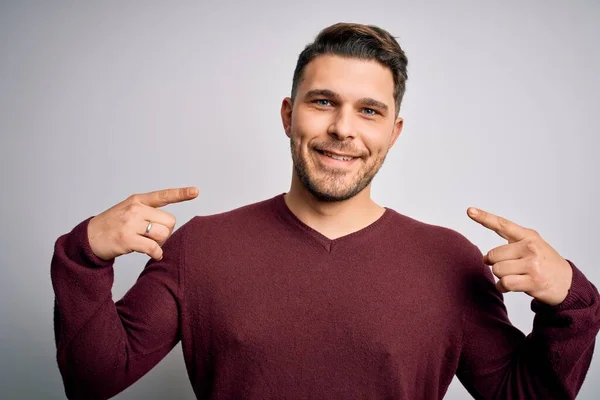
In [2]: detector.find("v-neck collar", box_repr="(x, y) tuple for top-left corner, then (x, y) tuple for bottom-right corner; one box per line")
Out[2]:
(272, 193), (392, 253)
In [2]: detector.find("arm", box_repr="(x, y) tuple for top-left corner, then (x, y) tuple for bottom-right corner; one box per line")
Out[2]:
(51, 217), (186, 399)
(456, 251), (600, 399)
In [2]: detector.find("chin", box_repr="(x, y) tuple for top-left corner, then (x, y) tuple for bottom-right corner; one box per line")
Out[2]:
(307, 187), (357, 203)
(301, 174), (373, 203)
(290, 139), (382, 203)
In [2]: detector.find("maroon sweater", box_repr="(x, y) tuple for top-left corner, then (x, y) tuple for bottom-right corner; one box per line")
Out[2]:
(52, 194), (600, 399)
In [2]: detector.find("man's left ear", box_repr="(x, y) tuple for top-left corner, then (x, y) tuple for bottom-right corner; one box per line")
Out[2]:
(389, 117), (404, 149)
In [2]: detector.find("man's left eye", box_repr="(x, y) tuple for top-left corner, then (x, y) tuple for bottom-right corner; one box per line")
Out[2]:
(362, 108), (377, 116)
(316, 99), (331, 106)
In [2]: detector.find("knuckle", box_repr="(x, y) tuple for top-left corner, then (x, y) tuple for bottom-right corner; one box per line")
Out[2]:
(526, 239), (537, 253)
(492, 263), (502, 277)
(156, 229), (169, 243)
(158, 190), (170, 203)
(127, 194), (141, 204)
(498, 217), (509, 228)
(482, 214), (491, 226)
(529, 257), (541, 275)
(501, 277), (514, 291)
(486, 249), (496, 264)
(148, 241), (160, 254)
(124, 203), (143, 218)
(528, 228), (539, 237)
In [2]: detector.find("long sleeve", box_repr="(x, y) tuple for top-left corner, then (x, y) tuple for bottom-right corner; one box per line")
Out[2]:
(51, 217), (186, 399)
(456, 245), (600, 399)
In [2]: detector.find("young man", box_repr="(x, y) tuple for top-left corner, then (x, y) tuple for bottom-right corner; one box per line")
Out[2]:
(51, 23), (600, 399)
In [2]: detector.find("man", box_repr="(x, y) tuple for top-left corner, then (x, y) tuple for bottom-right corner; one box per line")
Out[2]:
(51, 23), (600, 399)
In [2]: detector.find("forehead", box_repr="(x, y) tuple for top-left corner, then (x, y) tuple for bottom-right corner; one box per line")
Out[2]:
(298, 55), (395, 103)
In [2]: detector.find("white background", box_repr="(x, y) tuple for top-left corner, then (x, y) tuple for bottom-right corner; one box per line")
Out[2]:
(1, 1), (598, 398)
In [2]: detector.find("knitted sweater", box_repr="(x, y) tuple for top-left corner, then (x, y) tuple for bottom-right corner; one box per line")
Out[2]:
(51, 194), (600, 399)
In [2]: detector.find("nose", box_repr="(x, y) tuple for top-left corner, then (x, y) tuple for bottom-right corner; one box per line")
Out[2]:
(327, 105), (355, 141)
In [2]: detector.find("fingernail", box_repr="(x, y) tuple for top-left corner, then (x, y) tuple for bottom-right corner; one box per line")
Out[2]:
(188, 187), (198, 196)
(469, 208), (479, 216)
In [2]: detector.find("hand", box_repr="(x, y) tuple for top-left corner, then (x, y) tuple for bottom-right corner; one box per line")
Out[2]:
(467, 207), (573, 306)
(87, 187), (199, 261)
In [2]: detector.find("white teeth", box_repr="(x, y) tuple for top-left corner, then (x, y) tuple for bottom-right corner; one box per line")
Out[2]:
(323, 151), (354, 161)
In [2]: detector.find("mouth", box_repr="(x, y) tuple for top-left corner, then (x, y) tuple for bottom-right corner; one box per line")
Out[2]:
(315, 149), (359, 162)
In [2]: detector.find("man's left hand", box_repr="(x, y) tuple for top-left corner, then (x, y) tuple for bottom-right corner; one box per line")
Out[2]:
(467, 207), (573, 306)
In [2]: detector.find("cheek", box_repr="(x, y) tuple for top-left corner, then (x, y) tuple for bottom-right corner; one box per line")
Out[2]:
(360, 129), (392, 156)
(293, 108), (331, 138)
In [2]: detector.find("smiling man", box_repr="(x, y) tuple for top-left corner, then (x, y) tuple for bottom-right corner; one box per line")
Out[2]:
(51, 23), (600, 399)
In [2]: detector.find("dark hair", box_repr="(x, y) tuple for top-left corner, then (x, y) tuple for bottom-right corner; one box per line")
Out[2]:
(291, 22), (408, 116)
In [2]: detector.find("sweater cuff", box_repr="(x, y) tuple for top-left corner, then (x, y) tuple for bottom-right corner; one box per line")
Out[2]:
(532, 260), (597, 313)
(64, 217), (115, 268)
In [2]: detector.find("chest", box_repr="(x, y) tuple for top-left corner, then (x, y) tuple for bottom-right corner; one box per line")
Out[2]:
(187, 246), (463, 371)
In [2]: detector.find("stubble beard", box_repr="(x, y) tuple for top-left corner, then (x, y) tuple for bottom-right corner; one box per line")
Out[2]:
(290, 136), (387, 203)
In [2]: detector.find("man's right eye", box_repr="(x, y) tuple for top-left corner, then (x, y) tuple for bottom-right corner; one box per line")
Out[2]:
(315, 99), (332, 107)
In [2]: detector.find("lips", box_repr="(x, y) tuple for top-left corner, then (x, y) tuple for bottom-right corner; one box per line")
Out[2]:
(322, 151), (354, 161)
(315, 148), (360, 161)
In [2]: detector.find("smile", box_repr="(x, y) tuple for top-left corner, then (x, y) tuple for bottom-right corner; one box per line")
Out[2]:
(324, 151), (354, 161)
(316, 149), (357, 162)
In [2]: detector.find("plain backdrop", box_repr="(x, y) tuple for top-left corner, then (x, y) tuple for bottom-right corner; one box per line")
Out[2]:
(1, 1), (598, 398)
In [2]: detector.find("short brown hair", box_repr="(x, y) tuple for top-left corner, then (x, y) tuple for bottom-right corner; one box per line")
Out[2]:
(291, 22), (408, 116)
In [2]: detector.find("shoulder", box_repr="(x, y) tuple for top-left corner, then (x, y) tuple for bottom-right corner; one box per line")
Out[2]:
(384, 210), (494, 304)
(172, 196), (278, 241)
(385, 209), (483, 267)
(194, 196), (275, 225)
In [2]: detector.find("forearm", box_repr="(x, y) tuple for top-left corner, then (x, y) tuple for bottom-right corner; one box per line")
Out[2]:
(458, 261), (600, 399)
(525, 262), (600, 398)
(51, 218), (182, 399)
(52, 218), (116, 354)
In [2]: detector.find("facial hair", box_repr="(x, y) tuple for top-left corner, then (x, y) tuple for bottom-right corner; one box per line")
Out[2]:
(290, 135), (387, 202)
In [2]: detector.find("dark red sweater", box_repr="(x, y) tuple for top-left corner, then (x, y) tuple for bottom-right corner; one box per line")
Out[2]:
(52, 194), (600, 399)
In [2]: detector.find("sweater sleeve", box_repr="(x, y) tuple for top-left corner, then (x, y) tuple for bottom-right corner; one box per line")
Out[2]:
(455, 245), (600, 400)
(51, 217), (186, 399)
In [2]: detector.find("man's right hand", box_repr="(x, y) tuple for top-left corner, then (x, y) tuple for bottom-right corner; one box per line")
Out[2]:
(87, 187), (199, 261)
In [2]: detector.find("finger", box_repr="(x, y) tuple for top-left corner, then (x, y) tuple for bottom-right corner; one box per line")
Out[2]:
(490, 259), (529, 279)
(138, 220), (171, 246)
(467, 208), (527, 243)
(129, 235), (164, 260)
(140, 206), (177, 232)
(484, 241), (529, 265)
(496, 274), (534, 293)
(136, 187), (199, 208)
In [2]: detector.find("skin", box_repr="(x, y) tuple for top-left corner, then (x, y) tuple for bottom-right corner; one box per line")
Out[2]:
(467, 207), (573, 306)
(280, 55), (403, 239)
(88, 187), (198, 261)
(87, 54), (573, 306)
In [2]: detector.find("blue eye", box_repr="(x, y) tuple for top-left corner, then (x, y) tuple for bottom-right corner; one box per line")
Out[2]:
(316, 99), (331, 106)
(362, 108), (377, 116)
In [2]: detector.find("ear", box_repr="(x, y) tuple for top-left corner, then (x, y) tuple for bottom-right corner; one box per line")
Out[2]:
(280, 97), (293, 138)
(388, 117), (404, 149)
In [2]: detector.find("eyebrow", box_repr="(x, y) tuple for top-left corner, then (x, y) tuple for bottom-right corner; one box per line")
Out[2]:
(304, 89), (389, 113)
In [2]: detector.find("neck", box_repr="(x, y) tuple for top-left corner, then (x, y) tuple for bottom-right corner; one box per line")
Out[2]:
(283, 173), (385, 240)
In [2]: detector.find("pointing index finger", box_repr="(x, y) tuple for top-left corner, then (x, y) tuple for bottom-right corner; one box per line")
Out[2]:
(139, 187), (199, 208)
(467, 207), (527, 243)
